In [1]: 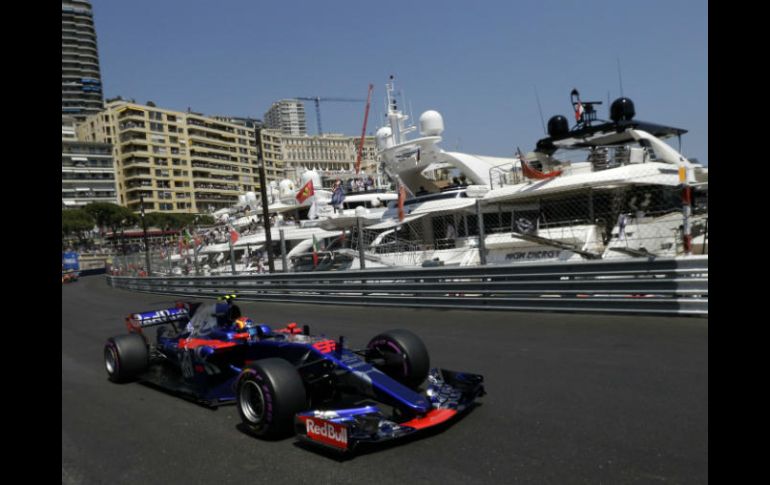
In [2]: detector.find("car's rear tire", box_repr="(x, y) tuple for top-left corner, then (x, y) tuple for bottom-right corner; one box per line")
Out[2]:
(236, 358), (307, 438)
(105, 333), (148, 382)
(367, 329), (430, 389)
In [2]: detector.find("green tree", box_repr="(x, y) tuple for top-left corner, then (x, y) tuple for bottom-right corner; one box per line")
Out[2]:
(144, 212), (171, 230)
(62, 209), (95, 246)
(196, 214), (215, 225)
(83, 202), (137, 235)
(143, 212), (202, 231)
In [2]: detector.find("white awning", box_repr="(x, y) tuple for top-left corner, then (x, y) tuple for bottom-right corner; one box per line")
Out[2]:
(407, 197), (476, 215)
(233, 227), (340, 247)
(200, 242), (231, 254)
(366, 213), (427, 230)
(232, 215), (258, 228)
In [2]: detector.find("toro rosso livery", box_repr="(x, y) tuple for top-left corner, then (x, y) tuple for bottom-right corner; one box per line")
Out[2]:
(104, 296), (485, 452)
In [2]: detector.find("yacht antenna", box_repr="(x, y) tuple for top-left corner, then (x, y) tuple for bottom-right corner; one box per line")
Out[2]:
(616, 57), (624, 97)
(534, 86), (546, 135)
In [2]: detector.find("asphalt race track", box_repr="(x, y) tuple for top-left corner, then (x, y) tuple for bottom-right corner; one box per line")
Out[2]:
(63, 276), (708, 484)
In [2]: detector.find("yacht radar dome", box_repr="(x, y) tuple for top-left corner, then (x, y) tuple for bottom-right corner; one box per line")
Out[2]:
(547, 115), (569, 137)
(610, 97), (636, 122)
(376, 126), (394, 150)
(278, 179), (296, 203)
(300, 169), (322, 190)
(245, 191), (258, 209)
(419, 110), (444, 136)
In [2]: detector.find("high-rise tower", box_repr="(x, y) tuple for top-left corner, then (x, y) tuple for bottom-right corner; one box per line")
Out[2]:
(263, 100), (307, 135)
(62, 0), (104, 121)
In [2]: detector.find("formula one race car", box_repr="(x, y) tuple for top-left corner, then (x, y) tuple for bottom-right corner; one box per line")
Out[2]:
(104, 296), (485, 452)
(62, 270), (79, 284)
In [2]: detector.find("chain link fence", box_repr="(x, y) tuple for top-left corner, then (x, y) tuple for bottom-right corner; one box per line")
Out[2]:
(351, 175), (708, 269)
(109, 173), (707, 276)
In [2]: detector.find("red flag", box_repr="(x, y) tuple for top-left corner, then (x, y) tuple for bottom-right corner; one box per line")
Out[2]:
(296, 180), (315, 203)
(398, 184), (406, 222)
(574, 100), (584, 122)
(229, 227), (239, 244)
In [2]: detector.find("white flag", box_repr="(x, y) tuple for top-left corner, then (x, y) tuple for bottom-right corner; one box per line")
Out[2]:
(308, 197), (318, 220)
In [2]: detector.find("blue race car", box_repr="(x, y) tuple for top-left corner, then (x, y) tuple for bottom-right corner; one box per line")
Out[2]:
(104, 296), (485, 452)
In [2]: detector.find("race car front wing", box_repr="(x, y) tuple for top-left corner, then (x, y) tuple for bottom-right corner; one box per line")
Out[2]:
(294, 368), (485, 452)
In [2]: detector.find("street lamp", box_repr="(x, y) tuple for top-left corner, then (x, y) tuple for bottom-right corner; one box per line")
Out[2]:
(140, 194), (152, 276)
(255, 126), (275, 273)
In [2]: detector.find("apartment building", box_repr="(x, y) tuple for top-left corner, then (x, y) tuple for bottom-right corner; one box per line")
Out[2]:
(260, 130), (378, 188)
(78, 101), (260, 213)
(62, 0), (104, 122)
(62, 116), (117, 207)
(263, 99), (307, 135)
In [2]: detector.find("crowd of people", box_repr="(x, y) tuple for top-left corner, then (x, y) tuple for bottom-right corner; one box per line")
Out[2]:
(345, 176), (375, 193)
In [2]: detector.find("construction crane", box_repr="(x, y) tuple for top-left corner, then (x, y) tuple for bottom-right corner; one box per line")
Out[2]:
(355, 84), (374, 175)
(296, 96), (365, 135)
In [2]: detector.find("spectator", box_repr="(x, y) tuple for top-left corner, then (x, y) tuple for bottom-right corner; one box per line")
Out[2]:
(446, 221), (457, 242)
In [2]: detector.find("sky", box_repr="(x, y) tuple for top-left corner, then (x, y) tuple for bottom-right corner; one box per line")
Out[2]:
(91, 0), (708, 165)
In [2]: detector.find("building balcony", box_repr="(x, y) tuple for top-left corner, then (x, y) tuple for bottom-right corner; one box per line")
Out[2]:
(193, 193), (238, 202)
(118, 122), (146, 131)
(187, 130), (237, 145)
(188, 139), (236, 155)
(121, 144), (151, 155)
(125, 181), (153, 189)
(122, 156), (150, 165)
(190, 161), (240, 174)
(186, 118), (236, 134)
(117, 108), (146, 119)
(191, 171), (239, 182)
(123, 172), (152, 181)
(193, 182), (239, 192)
(61, 174), (116, 183)
(189, 151), (238, 163)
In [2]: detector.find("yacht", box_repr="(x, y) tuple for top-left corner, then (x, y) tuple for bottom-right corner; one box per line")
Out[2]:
(348, 77), (708, 268)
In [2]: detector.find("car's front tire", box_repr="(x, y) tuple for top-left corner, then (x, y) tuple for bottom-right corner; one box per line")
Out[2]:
(236, 358), (307, 438)
(367, 329), (430, 389)
(104, 333), (149, 382)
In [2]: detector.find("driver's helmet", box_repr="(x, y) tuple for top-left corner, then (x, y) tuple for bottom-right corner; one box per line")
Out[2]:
(234, 316), (255, 331)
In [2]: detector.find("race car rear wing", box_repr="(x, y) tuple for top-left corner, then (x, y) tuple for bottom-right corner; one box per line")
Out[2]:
(125, 306), (190, 333)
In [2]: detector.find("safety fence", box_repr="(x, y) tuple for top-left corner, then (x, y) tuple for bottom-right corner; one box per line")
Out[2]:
(106, 256), (708, 316)
(106, 178), (708, 278)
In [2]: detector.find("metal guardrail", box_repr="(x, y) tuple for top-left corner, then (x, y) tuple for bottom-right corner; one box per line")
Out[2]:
(106, 256), (708, 316)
